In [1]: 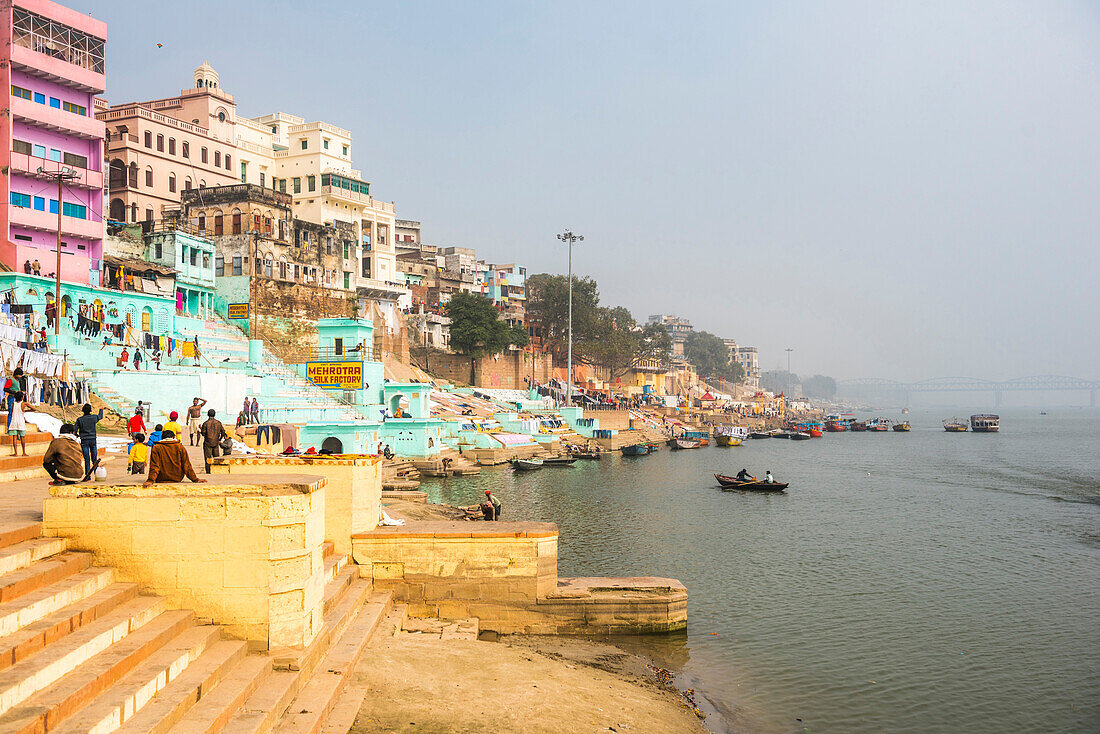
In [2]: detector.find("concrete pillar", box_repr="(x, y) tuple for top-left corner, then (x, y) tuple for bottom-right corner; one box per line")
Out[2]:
(249, 339), (264, 364)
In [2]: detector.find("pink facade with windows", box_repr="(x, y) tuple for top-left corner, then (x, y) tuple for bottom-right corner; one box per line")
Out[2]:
(0, 0), (105, 285)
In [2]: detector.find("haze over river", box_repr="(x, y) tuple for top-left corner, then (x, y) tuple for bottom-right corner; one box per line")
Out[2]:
(419, 408), (1100, 733)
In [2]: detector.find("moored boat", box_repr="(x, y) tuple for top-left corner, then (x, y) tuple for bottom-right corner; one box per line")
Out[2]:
(714, 474), (789, 491)
(867, 418), (891, 432)
(512, 458), (544, 470)
(714, 435), (743, 447)
(671, 437), (707, 450)
(749, 432), (772, 440)
(892, 421), (911, 432)
(851, 421), (868, 432)
(970, 414), (1000, 432)
(943, 418), (967, 432)
(543, 456), (577, 466)
(621, 443), (652, 456)
(788, 431), (812, 440)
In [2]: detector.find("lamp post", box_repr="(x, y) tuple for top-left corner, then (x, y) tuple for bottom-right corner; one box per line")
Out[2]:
(39, 166), (78, 335)
(556, 229), (583, 406)
(785, 347), (793, 407)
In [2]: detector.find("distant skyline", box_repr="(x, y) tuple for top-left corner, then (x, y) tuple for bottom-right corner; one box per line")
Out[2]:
(78, 0), (1100, 381)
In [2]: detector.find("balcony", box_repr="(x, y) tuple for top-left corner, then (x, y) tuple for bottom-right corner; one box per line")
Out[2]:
(318, 185), (395, 214)
(9, 153), (102, 191)
(11, 95), (104, 140)
(96, 104), (209, 136)
(9, 203), (103, 241)
(9, 39), (105, 95)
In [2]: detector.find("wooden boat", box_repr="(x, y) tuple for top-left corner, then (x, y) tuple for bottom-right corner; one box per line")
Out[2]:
(620, 443), (652, 456)
(970, 414), (1000, 433)
(748, 432), (772, 440)
(825, 421), (848, 432)
(808, 428), (823, 438)
(714, 435), (743, 447)
(570, 450), (603, 460)
(772, 431), (792, 439)
(943, 418), (967, 432)
(671, 438), (706, 450)
(788, 431), (812, 441)
(715, 474), (789, 492)
(892, 421), (911, 432)
(851, 422), (868, 432)
(543, 456), (577, 466)
(512, 458), (544, 470)
(867, 418), (891, 432)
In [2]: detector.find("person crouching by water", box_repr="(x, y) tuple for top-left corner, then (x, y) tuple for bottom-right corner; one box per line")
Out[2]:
(42, 424), (84, 485)
(482, 489), (502, 521)
(143, 429), (206, 486)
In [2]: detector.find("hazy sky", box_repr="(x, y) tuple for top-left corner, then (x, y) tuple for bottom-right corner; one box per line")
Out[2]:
(80, 1), (1099, 381)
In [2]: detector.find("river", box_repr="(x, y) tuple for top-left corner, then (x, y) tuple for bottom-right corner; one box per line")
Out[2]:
(417, 407), (1100, 733)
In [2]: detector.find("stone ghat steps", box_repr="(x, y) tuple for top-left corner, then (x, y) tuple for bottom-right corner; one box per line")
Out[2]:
(0, 524), (391, 734)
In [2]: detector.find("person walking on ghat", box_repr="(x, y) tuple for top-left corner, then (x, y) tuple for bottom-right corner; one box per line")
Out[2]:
(75, 403), (104, 479)
(7, 391), (34, 456)
(126, 408), (147, 441)
(186, 397), (208, 446)
(199, 409), (226, 473)
(250, 397), (260, 425)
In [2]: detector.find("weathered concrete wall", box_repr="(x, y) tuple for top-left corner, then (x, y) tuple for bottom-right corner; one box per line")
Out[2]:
(41, 478), (327, 650)
(210, 455), (383, 556)
(428, 351), (554, 388)
(351, 521), (687, 634)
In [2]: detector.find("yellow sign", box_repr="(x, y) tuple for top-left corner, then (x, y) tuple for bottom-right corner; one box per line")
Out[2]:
(307, 361), (364, 389)
(227, 303), (249, 319)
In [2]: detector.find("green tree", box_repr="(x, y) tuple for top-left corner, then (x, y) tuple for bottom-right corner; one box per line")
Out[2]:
(636, 322), (672, 368)
(580, 307), (638, 379)
(684, 331), (733, 381)
(446, 292), (526, 384)
(525, 273), (601, 362)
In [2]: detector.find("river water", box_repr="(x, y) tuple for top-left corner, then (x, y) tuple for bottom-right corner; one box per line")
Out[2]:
(418, 408), (1100, 733)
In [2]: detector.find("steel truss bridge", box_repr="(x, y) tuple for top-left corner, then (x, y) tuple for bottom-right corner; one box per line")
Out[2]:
(837, 375), (1099, 407)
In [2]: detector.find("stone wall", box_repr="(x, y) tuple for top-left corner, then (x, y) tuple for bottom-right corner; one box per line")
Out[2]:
(352, 521), (686, 634)
(209, 455), (383, 556)
(41, 477), (327, 650)
(427, 351), (554, 388)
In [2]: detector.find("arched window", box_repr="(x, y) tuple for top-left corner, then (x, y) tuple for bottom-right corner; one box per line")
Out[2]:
(109, 198), (125, 221)
(263, 216), (272, 234)
(231, 209), (242, 235)
(265, 259), (272, 278)
(201, 147), (208, 163)
(225, 154), (231, 170)
(199, 179), (206, 187)
(109, 159), (126, 189)
(214, 151), (221, 167)
(145, 167), (153, 187)
(156, 134), (164, 152)
(145, 208), (153, 222)
(168, 173), (176, 193)
(197, 213), (206, 233)
(168, 138), (176, 155)
(253, 212), (261, 231)
(128, 162), (138, 188)
(182, 141), (189, 158)
(214, 213), (223, 235)
(184, 177), (192, 191)
(278, 259), (288, 280)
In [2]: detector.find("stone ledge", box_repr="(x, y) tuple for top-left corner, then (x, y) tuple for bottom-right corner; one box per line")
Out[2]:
(212, 455), (382, 468)
(352, 520), (557, 540)
(48, 473), (327, 498)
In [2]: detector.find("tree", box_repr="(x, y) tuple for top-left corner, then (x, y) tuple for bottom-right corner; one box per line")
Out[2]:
(580, 307), (639, 379)
(802, 374), (837, 399)
(760, 370), (800, 395)
(445, 292), (526, 384)
(636, 322), (672, 368)
(525, 273), (601, 362)
(684, 331), (733, 381)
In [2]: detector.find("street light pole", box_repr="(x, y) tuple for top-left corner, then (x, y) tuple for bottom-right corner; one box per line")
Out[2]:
(40, 166), (78, 335)
(785, 347), (793, 400)
(556, 229), (583, 406)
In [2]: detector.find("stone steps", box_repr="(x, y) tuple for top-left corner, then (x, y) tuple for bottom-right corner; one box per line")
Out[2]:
(0, 528), (384, 733)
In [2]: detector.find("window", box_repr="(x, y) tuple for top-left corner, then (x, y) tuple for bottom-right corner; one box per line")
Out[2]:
(182, 142), (189, 158)
(259, 172), (265, 187)
(49, 97), (60, 108)
(168, 138), (175, 155)
(271, 126), (277, 134)
(240, 161), (247, 183)
(252, 212), (261, 231)
(156, 134), (164, 152)
(326, 238), (332, 255)
(215, 256), (223, 275)
(180, 246), (186, 263)
(48, 198), (58, 213)
(232, 211), (242, 234)
(214, 213), (223, 235)
(307, 175), (315, 192)
(32, 144), (45, 158)
(225, 154), (231, 170)
(197, 214), (206, 232)
(63, 202), (87, 219)
(33, 196), (44, 211)
(343, 272), (350, 289)
(33, 92), (44, 104)
(154, 240), (162, 258)
(265, 259), (272, 278)
(343, 243), (350, 259)
(190, 250), (197, 266)
(9, 192), (31, 208)
(300, 139), (307, 150)
(201, 147), (208, 163)
(145, 131), (152, 148)
(10, 85), (31, 99)
(14, 235), (31, 242)
(168, 173), (176, 193)
(342, 145), (348, 156)
(323, 138), (330, 149)
(12, 139), (31, 155)
(184, 177), (192, 190)
(231, 256), (241, 276)
(49, 149), (61, 162)
(63, 152), (87, 168)
(214, 151), (221, 167)
(255, 258), (262, 275)
(145, 168), (153, 187)
(278, 179), (286, 193)
(62, 101), (86, 115)
(293, 178), (301, 194)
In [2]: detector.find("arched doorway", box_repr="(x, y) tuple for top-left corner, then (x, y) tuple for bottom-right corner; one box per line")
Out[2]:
(141, 306), (152, 332)
(389, 394), (409, 417)
(109, 198), (125, 222)
(108, 159), (126, 189)
(60, 295), (71, 318)
(321, 437), (343, 454)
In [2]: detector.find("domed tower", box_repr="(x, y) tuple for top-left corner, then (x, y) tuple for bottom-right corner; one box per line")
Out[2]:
(194, 62), (219, 90)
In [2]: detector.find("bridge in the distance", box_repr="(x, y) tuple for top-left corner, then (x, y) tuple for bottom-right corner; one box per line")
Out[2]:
(837, 375), (1100, 407)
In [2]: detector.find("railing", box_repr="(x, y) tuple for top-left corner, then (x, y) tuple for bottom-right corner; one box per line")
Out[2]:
(284, 345), (375, 363)
(257, 406), (361, 424)
(98, 104), (209, 135)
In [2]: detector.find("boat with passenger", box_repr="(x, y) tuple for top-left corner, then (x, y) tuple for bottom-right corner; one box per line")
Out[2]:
(867, 418), (891, 432)
(672, 437), (707, 450)
(943, 418), (968, 432)
(970, 414), (1000, 432)
(715, 474), (789, 492)
(892, 421), (911, 432)
(512, 458), (544, 470)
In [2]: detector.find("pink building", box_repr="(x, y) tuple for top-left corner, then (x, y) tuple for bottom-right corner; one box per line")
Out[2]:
(0, 0), (105, 286)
